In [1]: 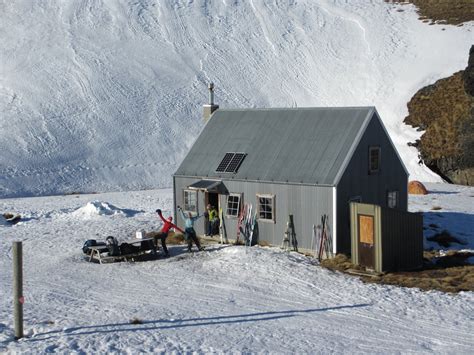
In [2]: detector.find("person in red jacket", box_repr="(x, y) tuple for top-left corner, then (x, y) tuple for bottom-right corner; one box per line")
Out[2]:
(155, 209), (184, 257)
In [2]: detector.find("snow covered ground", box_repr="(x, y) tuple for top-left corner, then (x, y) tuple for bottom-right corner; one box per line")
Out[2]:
(1, 1), (473, 198)
(409, 183), (474, 251)
(1, 185), (473, 353)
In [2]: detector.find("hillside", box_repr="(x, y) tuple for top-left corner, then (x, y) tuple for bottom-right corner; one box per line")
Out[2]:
(404, 46), (474, 185)
(1, 1), (473, 197)
(392, 0), (474, 186)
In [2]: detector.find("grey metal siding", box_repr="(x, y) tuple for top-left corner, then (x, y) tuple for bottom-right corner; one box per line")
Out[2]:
(174, 176), (333, 252)
(337, 113), (409, 255)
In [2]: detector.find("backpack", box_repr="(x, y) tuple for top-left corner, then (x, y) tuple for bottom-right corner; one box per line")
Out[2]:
(82, 239), (106, 255)
(119, 243), (140, 255)
(106, 236), (121, 256)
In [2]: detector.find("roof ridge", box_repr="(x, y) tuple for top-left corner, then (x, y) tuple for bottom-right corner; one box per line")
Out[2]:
(215, 106), (375, 111)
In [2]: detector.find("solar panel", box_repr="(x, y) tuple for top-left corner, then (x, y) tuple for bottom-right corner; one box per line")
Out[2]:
(216, 153), (235, 172)
(226, 153), (246, 173)
(215, 152), (247, 173)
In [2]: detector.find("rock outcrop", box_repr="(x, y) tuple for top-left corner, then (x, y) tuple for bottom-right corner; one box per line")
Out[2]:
(463, 45), (474, 96)
(404, 45), (474, 186)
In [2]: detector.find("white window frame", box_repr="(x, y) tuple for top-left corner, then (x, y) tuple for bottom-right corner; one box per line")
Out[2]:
(183, 189), (198, 213)
(369, 146), (381, 174)
(387, 190), (399, 209)
(226, 193), (242, 218)
(256, 194), (275, 223)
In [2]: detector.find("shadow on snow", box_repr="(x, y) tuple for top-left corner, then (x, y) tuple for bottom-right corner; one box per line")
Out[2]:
(423, 211), (474, 245)
(27, 304), (371, 341)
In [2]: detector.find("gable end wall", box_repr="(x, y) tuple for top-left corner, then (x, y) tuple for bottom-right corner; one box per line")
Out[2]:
(336, 114), (408, 254)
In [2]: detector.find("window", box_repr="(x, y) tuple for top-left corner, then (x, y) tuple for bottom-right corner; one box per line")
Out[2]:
(226, 194), (241, 217)
(387, 191), (398, 209)
(216, 152), (247, 173)
(257, 194), (275, 222)
(183, 190), (198, 212)
(369, 146), (381, 173)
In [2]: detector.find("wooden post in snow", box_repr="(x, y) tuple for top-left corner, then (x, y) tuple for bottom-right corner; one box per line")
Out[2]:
(13, 241), (24, 340)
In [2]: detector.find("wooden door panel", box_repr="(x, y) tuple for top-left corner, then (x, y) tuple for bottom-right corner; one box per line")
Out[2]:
(359, 215), (374, 245)
(358, 214), (375, 269)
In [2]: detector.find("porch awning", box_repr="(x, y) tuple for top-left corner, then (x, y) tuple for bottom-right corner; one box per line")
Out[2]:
(187, 180), (226, 193)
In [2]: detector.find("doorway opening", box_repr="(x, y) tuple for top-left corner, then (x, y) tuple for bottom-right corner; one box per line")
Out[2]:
(206, 192), (219, 210)
(204, 192), (219, 235)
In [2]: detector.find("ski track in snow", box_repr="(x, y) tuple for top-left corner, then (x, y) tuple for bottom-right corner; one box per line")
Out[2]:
(1, 1), (473, 198)
(0, 185), (473, 353)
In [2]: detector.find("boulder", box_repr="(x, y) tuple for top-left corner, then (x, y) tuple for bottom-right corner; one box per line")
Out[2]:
(408, 181), (428, 195)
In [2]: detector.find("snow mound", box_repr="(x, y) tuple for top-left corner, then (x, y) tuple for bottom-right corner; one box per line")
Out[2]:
(0, 214), (22, 227)
(71, 201), (131, 219)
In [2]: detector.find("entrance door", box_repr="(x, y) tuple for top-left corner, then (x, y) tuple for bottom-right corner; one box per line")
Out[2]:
(358, 214), (375, 269)
(204, 192), (219, 235)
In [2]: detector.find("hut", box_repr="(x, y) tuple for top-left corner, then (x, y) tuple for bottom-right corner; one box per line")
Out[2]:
(173, 86), (409, 255)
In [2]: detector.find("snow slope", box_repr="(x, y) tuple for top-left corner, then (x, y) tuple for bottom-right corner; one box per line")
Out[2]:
(409, 183), (474, 251)
(1, 187), (473, 353)
(1, 1), (473, 198)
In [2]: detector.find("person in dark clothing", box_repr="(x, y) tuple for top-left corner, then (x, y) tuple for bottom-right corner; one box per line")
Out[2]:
(155, 209), (184, 257)
(177, 206), (204, 252)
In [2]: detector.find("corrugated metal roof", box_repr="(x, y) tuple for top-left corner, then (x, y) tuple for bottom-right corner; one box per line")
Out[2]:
(174, 107), (375, 186)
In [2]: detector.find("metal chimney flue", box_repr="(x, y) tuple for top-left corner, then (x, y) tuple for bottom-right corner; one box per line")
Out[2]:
(203, 82), (219, 122)
(209, 82), (214, 105)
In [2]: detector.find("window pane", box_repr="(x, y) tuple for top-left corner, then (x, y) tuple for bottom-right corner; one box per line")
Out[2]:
(388, 191), (398, 208)
(258, 196), (274, 220)
(369, 147), (380, 172)
(184, 190), (197, 212)
(226, 194), (240, 217)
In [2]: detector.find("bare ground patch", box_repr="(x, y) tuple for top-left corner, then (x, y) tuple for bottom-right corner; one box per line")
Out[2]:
(321, 252), (474, 293)
(386, 0), (474, 26)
